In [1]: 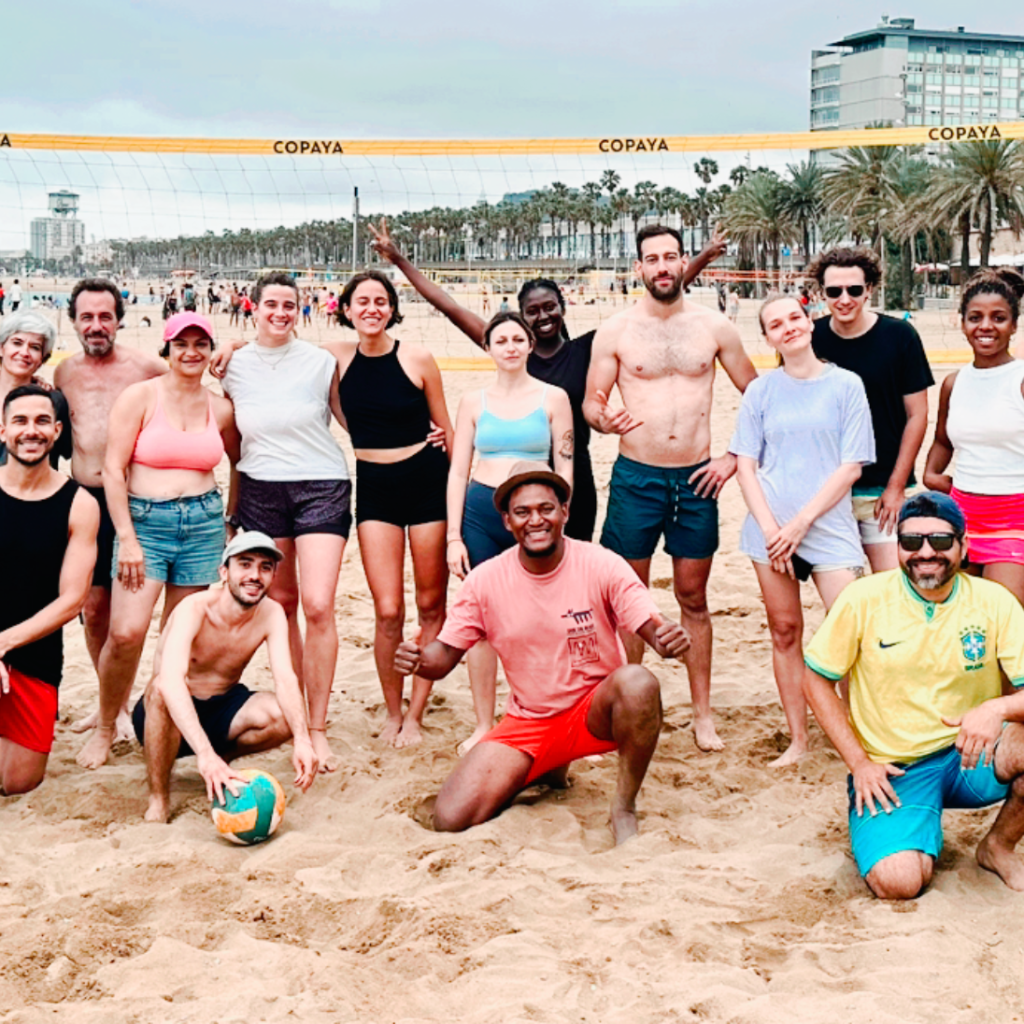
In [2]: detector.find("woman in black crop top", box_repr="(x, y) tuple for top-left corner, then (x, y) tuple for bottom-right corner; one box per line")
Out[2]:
(328, 271), (454, 749)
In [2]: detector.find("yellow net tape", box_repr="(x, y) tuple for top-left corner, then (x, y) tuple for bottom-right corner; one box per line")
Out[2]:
(3, 123), (1023, 156)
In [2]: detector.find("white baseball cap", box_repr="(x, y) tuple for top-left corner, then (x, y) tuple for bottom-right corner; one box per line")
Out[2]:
(221, 530), (284, 567)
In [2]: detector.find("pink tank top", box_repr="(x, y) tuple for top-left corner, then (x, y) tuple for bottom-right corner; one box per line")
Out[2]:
(132, 384), (225, 472)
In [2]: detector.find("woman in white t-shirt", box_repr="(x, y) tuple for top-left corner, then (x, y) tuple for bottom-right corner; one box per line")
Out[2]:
(220, 273), (350, 772)
(730, 295), (874, 768)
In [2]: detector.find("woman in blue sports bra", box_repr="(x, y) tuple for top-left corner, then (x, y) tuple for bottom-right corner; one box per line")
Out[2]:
(447, 312), (573, 752)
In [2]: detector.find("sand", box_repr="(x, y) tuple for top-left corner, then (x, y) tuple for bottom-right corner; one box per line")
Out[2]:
(2, 283), (1023, 1023)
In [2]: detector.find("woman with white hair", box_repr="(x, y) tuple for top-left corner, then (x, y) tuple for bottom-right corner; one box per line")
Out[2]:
(0, 309), (71, 466)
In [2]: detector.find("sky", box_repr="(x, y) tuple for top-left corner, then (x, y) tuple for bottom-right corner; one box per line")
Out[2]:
(2, 1), (1023, 247)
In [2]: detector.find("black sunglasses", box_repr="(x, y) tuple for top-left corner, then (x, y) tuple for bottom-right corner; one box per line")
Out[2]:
(898, 532), (958, 552)
(824, 285), (866, 299)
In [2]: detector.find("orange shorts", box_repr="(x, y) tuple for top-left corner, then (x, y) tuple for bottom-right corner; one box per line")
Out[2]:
(484, 686), (618, 785)
(0, 666), (59, 754)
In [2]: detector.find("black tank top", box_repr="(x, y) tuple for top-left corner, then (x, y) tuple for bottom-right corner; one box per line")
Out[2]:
(0, 477), (78, 687)
(337, 340), (432, 449)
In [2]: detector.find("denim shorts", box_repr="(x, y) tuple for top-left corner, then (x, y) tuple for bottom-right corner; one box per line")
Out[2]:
(112, 489), (225, 586)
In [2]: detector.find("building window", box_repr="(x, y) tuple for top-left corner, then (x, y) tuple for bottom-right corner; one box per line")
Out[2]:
(946, 93), (962, 106)
(983, 95), (999, 108)
(964, 75), (981, 87)
(908, 114), (923, 126)
(926, 73), (943, 85)
(907, 72), (923, 84)
(947, 54), (963, 66)
(984, 56), (1000, 67)
(926, 114), (941, 125)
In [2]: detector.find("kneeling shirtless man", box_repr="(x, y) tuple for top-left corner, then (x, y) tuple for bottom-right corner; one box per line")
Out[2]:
(135, 531), (318, 820)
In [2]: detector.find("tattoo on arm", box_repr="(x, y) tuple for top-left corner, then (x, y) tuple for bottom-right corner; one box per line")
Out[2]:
(559, 430), (574, 460)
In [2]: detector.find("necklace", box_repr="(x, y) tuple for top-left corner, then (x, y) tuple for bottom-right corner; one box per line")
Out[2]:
(253, 341), (293, 370)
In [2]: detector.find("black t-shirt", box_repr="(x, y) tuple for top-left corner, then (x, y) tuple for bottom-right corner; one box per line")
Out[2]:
(812, 315), (934, 491)
(0, 477), (78, 687)
(527, 331), (595, 468)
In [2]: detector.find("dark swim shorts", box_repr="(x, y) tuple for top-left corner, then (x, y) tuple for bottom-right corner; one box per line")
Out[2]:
(132, 683), (254, 758)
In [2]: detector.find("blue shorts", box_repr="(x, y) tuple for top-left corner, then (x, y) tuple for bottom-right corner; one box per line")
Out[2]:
(600, 455), (719, 561)
(461, 479), (515, 569)
(113, 489), (225, 587)
(848, 743), (1009, 877)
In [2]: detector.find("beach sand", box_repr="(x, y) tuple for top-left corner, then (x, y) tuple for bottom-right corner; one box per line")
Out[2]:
(2, 285), (1022, 1023)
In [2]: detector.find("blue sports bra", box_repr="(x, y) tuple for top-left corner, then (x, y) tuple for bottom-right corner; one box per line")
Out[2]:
(474, 385), (551, 461)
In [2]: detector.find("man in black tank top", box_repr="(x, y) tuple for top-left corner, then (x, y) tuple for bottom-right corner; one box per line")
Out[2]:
(0, 385), (99, 794)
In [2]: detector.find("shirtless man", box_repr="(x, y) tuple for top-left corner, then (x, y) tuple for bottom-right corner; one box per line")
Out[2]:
(584, 224), (757, 752)
(134, 531), (318, 821)
(53, 278), (167, 764)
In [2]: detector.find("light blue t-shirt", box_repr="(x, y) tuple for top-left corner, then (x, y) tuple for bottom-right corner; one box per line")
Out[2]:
(729, 363), (875, 567)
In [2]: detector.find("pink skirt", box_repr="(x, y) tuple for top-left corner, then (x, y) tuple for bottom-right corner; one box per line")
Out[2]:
(950, 487), (1024, 565)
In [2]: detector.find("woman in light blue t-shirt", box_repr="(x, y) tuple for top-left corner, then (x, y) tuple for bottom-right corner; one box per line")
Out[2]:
(729, 295), (874, 768)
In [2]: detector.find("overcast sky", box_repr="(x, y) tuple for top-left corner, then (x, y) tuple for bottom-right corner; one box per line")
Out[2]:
(2, 2), (1022, 246)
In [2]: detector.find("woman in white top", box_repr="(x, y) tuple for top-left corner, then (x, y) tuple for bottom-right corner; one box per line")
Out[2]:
(925, 267), (1024, 603)
(221, 273), (350, 771)
(730, 295), (874, 767)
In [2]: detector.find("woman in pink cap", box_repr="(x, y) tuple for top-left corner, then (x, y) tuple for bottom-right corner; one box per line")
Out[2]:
(98, 312), (240, 742)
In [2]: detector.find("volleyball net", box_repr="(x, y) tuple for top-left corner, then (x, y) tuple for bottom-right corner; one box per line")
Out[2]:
(2, 122), (1022, 366)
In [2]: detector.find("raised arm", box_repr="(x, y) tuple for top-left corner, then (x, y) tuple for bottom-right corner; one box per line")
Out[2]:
(369, 218), (487, 346)
(264, 601), (318, 790)
(0, 487), (98, 692)
(681, 224), (728, 289)
(923, 374), (956, 494)
(102, 384), (151, 593)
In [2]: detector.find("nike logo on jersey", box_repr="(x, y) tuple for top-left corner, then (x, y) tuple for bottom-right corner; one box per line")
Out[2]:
(878, 640), (904, 649)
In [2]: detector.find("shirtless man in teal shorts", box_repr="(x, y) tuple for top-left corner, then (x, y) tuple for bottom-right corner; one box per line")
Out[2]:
(584, 225), (756, 751)
(804, 492), (1024, 898)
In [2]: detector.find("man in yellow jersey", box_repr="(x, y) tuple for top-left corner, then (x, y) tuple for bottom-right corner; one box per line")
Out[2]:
(803, 492), (1024, 899)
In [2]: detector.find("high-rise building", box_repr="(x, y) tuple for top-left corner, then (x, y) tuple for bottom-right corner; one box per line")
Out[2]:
(811, 17), (1024, 133)
(29, 190), (86, 262)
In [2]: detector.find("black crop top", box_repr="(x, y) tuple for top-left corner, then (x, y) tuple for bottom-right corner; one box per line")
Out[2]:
(337, 340), (432, 449)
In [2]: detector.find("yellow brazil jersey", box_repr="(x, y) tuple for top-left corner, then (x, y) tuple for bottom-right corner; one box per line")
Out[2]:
(804, 570), (1024, 764)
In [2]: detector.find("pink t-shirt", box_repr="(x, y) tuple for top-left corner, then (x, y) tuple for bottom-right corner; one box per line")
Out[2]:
(438, 539), (659, 719)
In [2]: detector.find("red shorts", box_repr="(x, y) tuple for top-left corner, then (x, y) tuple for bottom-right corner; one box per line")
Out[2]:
(0, 666), (59, 754)
(484, 687), (618, 785)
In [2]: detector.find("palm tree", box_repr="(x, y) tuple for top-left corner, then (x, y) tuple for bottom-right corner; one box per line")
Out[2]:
(820, 144), (907, 250)
(915, 140), (1024, 277)
(781, 160), (824, 260)
(581, 182), (604, 260)
(694, 157), (719, 186)
(722, 173), (799, 294)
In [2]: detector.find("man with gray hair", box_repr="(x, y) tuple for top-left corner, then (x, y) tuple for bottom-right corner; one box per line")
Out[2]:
(0, 310), (71, 468)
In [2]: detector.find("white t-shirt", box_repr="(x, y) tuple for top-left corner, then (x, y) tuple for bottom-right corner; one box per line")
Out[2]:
(9, 283), (22, 303)
(222, 340), (349, 481)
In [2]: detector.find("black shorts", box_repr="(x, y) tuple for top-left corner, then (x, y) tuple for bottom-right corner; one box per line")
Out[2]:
(565, 457), (597, 542)
(356, 445), (448, 528)
(132, 682), (253, 758)
(237, 474), (352, 539)
(85, 485), (116, 589)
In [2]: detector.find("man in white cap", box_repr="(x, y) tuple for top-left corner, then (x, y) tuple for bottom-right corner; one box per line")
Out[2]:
(396, 461), (692, 845)
(134, 531), (318, 822)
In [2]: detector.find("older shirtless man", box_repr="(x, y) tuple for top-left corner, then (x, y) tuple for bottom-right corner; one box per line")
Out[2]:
(584, 225), (756, 752)
(134, 531), (318, 821)
(54, 279), (166, 764)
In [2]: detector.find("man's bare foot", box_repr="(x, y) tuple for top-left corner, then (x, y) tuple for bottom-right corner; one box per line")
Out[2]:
(76, 725), (116, 769)
(977, 834), (1024, 890)
(144, 795), (171, 823)
(310, 729), (340, 772)
(610, 804), (640, 846)
(72, 707), (133, 742)
(394, 717), (423, 749)
(378, 716), (403, 748)
(693, 714), (725, 752)
(456, 724), (492, 757)
(768, 743), (807, 769)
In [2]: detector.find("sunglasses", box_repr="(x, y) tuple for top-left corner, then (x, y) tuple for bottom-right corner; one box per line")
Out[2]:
(897, 532), (958, 552)
(824, 285), (866, 299)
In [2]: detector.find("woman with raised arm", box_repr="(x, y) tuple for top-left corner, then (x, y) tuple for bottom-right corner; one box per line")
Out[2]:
(730, 295), (874, 768)
(220, 273), (352, 772)
(370, 218), (728, 542)
(448, 312), (573, 752)
(0, 310), (72, 467)
(924, 268), (1024, 604)
(328, 271), (454, 748)
(81, 312), (240, 770)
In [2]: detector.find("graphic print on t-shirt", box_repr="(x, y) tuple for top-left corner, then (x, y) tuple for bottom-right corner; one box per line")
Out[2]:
(562, 607), (599, 666)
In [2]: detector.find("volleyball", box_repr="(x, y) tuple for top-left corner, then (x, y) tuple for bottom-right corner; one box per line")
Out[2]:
(210, 769), (286, 845)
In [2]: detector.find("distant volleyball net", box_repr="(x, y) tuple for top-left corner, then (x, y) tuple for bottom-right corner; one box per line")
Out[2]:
(2, 122), (1023, 366)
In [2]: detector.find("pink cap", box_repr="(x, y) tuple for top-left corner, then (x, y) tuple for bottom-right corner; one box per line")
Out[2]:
(163, 311), (214, 342)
